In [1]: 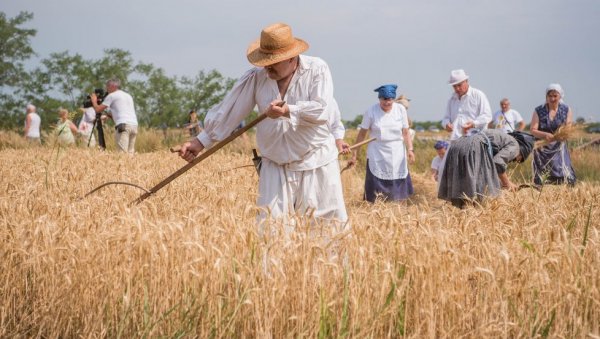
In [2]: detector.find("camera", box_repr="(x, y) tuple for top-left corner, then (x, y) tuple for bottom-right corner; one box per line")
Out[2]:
(82, 88), (107, 108)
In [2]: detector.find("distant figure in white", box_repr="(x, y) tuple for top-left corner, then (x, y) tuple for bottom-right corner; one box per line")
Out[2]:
(24, 103), (41, 143)
(78, 106), (97, 147)
(489, 98), (525, 133)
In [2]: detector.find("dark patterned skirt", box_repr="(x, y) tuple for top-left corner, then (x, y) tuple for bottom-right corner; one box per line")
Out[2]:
(532, 141), (576, 185)
(437, 134), (500, 207)
(364, 160), (414, 202)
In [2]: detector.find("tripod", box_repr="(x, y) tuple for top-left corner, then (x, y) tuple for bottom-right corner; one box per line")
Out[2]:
(87, 112), (106, 149)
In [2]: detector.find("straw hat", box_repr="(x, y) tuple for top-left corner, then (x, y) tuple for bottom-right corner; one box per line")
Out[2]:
(395, 94), (411, 109)
(246, 23), (309, 67)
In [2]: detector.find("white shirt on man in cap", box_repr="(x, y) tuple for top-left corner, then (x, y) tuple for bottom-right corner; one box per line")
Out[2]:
(441, 69), (492, 140)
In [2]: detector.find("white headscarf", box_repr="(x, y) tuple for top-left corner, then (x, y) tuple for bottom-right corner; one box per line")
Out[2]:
(546, 83), (564, 99)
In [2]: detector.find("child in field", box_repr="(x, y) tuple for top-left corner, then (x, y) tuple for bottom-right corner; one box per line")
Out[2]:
(431, 140), (449, 181)
(55, 108), (78, 146)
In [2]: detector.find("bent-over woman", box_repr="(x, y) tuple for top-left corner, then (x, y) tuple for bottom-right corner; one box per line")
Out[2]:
(438, 129), (534, 208)
(351, 84), (415, 202)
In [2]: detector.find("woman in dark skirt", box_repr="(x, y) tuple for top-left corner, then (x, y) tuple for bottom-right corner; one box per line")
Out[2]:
(350, 84), (415, 202)
(438, 129), (534, 208)
(530, 83), (576, 186)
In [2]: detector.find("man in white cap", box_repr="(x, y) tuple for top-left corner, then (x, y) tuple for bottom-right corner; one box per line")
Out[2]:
(441, 69), (492, 140)
(178, 23), (348, 227)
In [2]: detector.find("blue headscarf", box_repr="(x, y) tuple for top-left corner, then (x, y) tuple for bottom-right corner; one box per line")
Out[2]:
(434, 140), (449, 150)
(374, 84), (397, 99)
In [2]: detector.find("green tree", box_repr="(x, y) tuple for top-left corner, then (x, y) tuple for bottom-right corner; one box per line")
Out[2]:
(38, 51), (92, 107)
(180, 70), (235, 123)
(344, 114), (363, 129)
(0, 11), (36, 87)
(89, 48), (136, 88)
(0, 11), (37, 129)
(129, 64), (183, 127)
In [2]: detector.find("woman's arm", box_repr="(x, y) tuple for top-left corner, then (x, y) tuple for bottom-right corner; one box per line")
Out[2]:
(431, 168), (438, 181)
(498, 172), (517, 190)
(402, 127), (415, 163)
(24, 114), (31, 136)
(68, 120), (78, 134)
(566, 107), (573, 125)
(530, 111), (553, 141)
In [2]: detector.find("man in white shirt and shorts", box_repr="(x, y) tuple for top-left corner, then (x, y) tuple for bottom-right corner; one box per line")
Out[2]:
(90, 78), (138, 153)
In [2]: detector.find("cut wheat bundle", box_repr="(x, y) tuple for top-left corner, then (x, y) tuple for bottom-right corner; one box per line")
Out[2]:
(534, 123), (578, 149)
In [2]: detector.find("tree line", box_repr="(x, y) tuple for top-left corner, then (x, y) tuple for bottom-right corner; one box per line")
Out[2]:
(0, 11), (235, 131)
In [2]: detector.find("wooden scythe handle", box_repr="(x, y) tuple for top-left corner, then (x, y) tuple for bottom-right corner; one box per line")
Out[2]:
(133, 102), (285, 204)
(345, 137), (376, 153)
(134, 114), (267, 204)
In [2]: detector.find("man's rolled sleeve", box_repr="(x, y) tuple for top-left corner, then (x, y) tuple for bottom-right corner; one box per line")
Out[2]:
(197, 131), (213, 149)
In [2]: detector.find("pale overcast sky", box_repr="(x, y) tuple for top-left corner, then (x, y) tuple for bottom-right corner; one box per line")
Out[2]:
(3, 0), (600, 123)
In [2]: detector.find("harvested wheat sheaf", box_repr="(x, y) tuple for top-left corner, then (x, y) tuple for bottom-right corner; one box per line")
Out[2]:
(534, 123), (579, 149)
(1, 147), (599, 338)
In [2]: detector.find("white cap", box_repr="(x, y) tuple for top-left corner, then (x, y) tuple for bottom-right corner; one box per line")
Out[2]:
(448, 69), (469, 85)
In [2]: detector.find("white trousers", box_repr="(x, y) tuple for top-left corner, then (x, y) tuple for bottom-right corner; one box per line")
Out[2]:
(257, 158), (348, 229)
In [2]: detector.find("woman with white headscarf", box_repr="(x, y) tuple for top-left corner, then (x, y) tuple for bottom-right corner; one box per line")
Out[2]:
(530, 83), (576, 185)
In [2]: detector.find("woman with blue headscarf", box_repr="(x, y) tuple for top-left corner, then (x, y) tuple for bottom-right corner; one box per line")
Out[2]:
(350, 84), (415, 202)
(530, 83), (576, 185)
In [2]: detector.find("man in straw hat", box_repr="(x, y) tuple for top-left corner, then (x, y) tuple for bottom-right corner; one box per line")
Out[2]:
(178, 23), (348, 227)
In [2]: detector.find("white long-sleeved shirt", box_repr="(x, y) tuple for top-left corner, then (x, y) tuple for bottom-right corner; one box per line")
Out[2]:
(328, 99), (345, 140)
(197, 55), (338, 171)
(441, 86), (492, 140)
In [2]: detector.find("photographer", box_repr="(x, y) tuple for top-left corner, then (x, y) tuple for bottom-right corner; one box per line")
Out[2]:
(90, 78), (138, 153)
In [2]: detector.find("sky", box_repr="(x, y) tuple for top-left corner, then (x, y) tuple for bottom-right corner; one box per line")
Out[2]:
(3, 0), (600, 123)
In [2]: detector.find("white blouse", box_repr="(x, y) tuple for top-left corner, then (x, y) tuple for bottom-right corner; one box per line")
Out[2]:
(359, 102), (410, 180)
(441, 86), (492, 140)
(197, 55), (338, 171)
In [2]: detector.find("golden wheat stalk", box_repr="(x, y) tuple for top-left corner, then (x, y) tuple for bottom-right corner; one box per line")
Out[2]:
(534, 123), (577, 149)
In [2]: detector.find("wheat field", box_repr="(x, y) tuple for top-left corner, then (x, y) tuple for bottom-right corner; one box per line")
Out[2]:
(1, 136), (599, 337)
